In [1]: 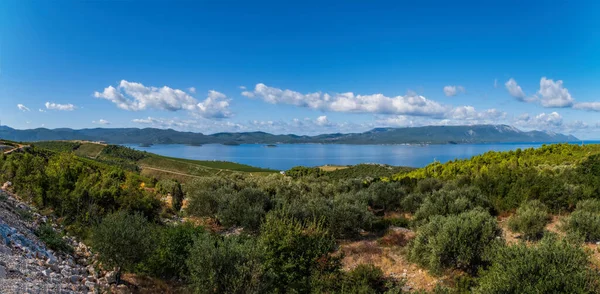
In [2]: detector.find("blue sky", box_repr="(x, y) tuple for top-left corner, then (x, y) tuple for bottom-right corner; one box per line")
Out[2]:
(1, 0), (600, 138)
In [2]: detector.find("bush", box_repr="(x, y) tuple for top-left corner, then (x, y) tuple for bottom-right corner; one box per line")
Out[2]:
(507, 200), (551, 240)
(186, 234), (265, 294)
(35, 224), (73, 254)
(562, 199), (600, 242)
(218, 188), (272, 232)
(156, 179), (185, 212)
(142, 223), (205, 279)
(408, 208), (502, 274)
(259, 211), (339, 293)
(367, 181), (407, 212)
(91, 211), (154, 273)
(185, 187), (230, 218)
(412, 186), (493, 226)
(475, 234), (598, 293)
(340, 264), (395, 294)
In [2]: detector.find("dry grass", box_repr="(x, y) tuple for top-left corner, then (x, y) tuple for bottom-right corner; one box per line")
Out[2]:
(339, 229), (448, 292)
(319, 165), (349, 171)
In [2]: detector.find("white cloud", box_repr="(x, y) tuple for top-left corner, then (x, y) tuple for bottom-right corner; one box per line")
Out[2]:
(195, 91), (232, 119)
(17, 104), (30, 112)
(573, 102), (600, 112)
(239, 86), (247, 90)
(315, 115), (330, 126)
(537, 77), (574, 108)
(94, 80), (231, 119)
(505, 78), (527, 101)
(443, 85), (465, 97)
(92, 119), (110, 125)
(242, 83), (448, 117)
(38, 109), (46, 113)
(45, 102), (76, 111)
(188, 87), (196, 94)
(514, 111), (563, 129)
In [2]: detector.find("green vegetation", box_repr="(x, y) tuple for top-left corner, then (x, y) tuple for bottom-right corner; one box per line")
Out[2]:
(35, 223), (73, 254)
(91, 211), (154, 275)
(562, 199), (600, 242)
(408, 208), (502, 274)
(475, 234), (598, 293)
(508, 200), (551, 240)
(5, 140), (600, 292)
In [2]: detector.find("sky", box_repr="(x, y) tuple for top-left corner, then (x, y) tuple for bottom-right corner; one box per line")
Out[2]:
(1, 0), (600, 138)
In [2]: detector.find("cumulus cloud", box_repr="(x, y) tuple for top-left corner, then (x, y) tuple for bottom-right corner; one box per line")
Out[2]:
(537, 77), (574, 108)
(505, 78), (527, 101)
(188, 87), (196, 94)
(38, 109), (46, 113)
(131, 116), (371, 135)
(92, 119), (110, 125)
(17, 104), (30, 112)
(514, 111), (563, 129)
(94, 80), (231, 119)
(45, 102), (76, 111)
(573, 102), (600, 112)
(315, 115), (330, 126)
(443, 85), (465, 97)
(242, 83), (448, 117)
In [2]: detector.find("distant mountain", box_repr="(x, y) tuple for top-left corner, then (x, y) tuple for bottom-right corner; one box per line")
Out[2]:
(0, 124), (579, 145)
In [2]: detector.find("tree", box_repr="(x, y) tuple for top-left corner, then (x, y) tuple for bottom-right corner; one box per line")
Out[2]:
(508, 200), (551, 240)
(408, 208), (502, 274)
(475, 234), (598, 293)
(91, 211), (154, 280)
(186, 234), (264, 294)
(259, 211), (339, 293)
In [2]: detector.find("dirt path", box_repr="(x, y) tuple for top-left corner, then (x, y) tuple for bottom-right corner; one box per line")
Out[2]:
(139, 165), (204, 179)
(3, 144), (29, 155)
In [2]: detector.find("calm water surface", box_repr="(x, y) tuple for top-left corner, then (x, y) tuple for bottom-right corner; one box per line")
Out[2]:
(124, 142), (599, 170)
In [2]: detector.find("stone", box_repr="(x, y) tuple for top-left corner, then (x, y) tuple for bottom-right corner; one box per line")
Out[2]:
(0, 265), (6, 279)
(85, 281), (96, 289)
(70, 274), (82, 283)
(42, 269), (51, 276)
(105, 271), (118, 284)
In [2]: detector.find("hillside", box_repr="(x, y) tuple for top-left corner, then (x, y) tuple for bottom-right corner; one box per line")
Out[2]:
(0, 124), (578, 145)
(31, 141), (277, 181)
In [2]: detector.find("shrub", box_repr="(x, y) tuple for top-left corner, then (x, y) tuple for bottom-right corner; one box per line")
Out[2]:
(186, 234), (265, 294)
(475, 234), (598, 293)
(412, 186), (493, 226)
(35, 224), (73, 254)
(367, 181), (407, 212)
(142, 223), (205, 279)
(328, 193), (374, 238)
(408, 208), (502, 274)
(218, 188), (272, 231)
(507, 200), (551, 240)
(185, 187), (230, 218)
(259, 211), (339, 293)
(91, 211), (154, 274)
(340, 264), (391, 293)
(156, 179), (185, 212)
(562, 199), (600, 242)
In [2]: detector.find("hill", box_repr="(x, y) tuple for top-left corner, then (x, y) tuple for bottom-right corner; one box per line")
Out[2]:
(0, 124), (578, 145)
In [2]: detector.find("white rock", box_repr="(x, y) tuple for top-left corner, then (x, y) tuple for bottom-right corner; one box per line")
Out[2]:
(105, 271), (118, 284)
(0, 265), (6, 279)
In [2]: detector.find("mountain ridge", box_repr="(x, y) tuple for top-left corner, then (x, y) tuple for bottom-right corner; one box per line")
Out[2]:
(0, 124), (579, 145)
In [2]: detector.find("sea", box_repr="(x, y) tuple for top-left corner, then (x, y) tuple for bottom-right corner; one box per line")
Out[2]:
(123, 142), (600, 171)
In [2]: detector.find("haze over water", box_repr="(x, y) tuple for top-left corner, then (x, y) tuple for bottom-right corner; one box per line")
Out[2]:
(124, 142), (599, 171)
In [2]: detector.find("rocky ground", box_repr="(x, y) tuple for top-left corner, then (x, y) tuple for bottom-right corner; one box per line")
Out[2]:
(0, 185), (128, 294)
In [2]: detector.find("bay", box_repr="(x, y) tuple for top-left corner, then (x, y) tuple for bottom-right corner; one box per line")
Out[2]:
(123, 142), (598, 171)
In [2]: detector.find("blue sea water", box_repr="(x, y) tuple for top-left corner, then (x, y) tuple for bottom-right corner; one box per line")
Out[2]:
(124, 142), (599, 171)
